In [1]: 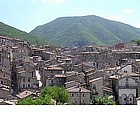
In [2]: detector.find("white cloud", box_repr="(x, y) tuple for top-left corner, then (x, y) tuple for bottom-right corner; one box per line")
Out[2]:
(123, 9), (134, 14)
(99, 14), (124, 23)
(136, 25), (140, 28)
(32, 0), (64, 4)
(135, 22), (140, 28)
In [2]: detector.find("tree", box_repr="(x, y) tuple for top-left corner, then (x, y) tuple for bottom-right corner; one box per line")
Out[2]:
(131, 39), (140, 46)
(92, 96), (116, 105)
(41, 86), (69, 105)
(137, 40), (140, 46)
(16, 86), (69, 105)
(16, 95), (53, 105)
(16, 96), (36, 105)
(131, 39), (135, 42)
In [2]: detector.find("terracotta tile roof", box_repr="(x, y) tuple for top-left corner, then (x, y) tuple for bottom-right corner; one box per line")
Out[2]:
(0, 35), (13, 41)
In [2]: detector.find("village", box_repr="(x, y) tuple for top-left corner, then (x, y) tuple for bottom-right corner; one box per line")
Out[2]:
(0, 35), (140, 105)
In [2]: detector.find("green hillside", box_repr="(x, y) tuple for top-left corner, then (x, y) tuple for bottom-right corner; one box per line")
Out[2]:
(0, 22), (47, 45)
(30, 15), (140, 47)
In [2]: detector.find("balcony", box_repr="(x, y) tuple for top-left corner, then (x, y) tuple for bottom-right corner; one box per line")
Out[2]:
(119, 85), (137, 89)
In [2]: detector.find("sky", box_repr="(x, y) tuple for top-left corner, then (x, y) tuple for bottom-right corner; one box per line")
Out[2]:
(0, 0), (140, 33)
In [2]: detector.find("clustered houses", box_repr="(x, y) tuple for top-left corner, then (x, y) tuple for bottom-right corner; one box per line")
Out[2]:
(1, 35), (140, 105)
(0, 36), (13, 100)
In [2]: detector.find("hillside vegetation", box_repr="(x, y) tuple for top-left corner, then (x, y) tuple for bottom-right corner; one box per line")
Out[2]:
(30, 15), (140, 47)
(0, 22), (47, 45)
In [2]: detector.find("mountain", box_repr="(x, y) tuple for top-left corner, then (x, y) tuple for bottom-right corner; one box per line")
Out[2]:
(0, 22), (47, 45)
(30, 15), (140, 47)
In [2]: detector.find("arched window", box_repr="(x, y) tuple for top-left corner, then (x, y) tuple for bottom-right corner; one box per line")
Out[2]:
(128, 94), (134, 105)
(121, 94), (127, 105)
(23, 84), (25, 88)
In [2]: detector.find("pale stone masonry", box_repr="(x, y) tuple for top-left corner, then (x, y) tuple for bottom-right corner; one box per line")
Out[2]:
(1, 35), (140, 105)
(67, 87), (91, 105)
(16, 90), (36, 100)
(89, 77), (103, 96)
(0, 44), (11, 99)
(16, 61), (38, 93)
(43, 66), (65, 87)
(109, 74), (139, 105)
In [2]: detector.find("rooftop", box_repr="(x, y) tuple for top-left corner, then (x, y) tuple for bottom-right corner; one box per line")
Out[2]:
(55, 74), (66, 78)
(82, 51), (99, 54)
(89, 77), (103, 83)
(67, 87), (91, 93)
(0, 99), (15, 105)
(45, 67), (63, 71)
(16, 90), (35, 99)
(65, 81), (80, 84)
(0, 35), (13, 41)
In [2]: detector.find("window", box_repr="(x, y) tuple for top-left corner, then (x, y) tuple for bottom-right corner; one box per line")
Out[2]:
(83, 94), (85, 97)
(0, 54), (1, 62)
(59, 79), (62, 82)
(124, 98), (126, 101)
(32, 71), (34, 77)
(28, 84), (31, 88)
(1, 81), (3, 84)
(93, 85), (96, 90)
(130, 98), (132, 101)
(28, 78), (30, 82)
(93, 86), (96, 94)
(23, 79), (25, 82)
(124, 70), (127, 73)
(23, 84), (25, 88)
(126, 78), (129, 87)
(71, 93), (74, 97)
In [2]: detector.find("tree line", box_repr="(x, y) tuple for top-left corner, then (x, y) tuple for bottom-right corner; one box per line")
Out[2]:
(17, 86), (116, 105)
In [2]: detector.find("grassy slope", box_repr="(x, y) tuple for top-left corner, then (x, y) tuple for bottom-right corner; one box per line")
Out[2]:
(0, 22), (47, 45)
(30, 15), (140, 47)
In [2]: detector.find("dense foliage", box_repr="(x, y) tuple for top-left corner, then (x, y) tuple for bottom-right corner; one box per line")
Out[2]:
(30, 15), (140, 47)
(16, 86), (69, 105)
(132, 39), (140, 45)
(92, 96), (116, 105)
(0, 22), (47, 45)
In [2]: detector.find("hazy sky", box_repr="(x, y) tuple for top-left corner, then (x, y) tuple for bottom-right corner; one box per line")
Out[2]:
(0, 0), (140, 32)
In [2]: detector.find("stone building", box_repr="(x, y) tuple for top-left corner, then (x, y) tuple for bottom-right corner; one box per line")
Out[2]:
(109, 74), (140, 105)
(89, 77), (103, 97)
(66, 72), (85, 86)
(0, 44), (12, 99)
(16, 90), (37, 100)
(16, 61), (38, 93)
(67, 87), (91, 105)
(43, 66), (65, 87)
